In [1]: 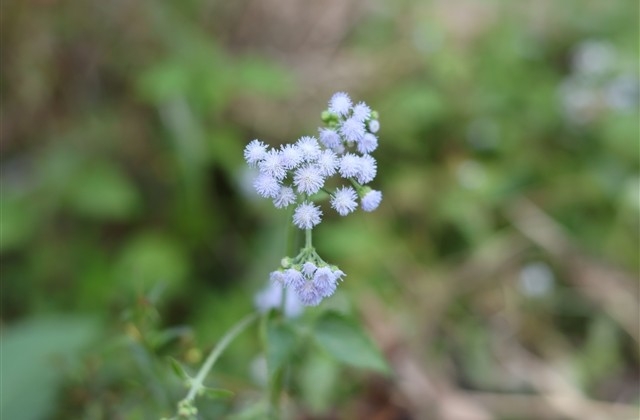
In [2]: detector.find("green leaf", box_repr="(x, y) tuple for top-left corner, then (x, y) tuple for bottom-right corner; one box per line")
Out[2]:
(199, 387), (234, 400)
(0, 315), (100, 420)
(312, 312), (390, 375)
(266, 318), (297, 376)
(168, 357), (190, 381)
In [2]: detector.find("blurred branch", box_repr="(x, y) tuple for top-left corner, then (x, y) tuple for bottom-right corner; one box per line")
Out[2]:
(506, 198), (640, 342)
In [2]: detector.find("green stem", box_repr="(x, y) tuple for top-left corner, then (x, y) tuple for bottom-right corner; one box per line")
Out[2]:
(305, 228), (312, 249)
(183, 313), (259, 402)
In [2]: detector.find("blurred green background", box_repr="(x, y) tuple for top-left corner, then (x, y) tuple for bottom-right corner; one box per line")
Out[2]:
(1, 0), (638, 419)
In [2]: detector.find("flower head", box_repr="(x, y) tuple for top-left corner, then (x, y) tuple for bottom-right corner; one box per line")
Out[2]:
(313, 267), (337, 298)
(293, 201), (322, 229)
(296, 136), (321, 162)
(355, 154), (377, 184)
(319, 128), (342, 149)
(244, 139), (268, 166)
(328, 92), (352, 116)
(259, 149), (287, 180)
(316, 149), (338, 177)
(331, 186), (358, 216)
(368, 119), (380, 133)
(361, 189), (382, 212)
(352, 102), (371, 122)
(357, 133), (378, 154)
(253, 173), (280, 198)
(293, 164), (325, 195)
(340, 117), (366, 143)
(279, 144), (303, 170)
(273, 186), (296, 208)
(338, 153), (361, 179)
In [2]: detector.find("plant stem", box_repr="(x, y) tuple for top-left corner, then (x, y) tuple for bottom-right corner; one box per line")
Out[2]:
(184, 313), (259, 402)
(305, 228), (312, 249)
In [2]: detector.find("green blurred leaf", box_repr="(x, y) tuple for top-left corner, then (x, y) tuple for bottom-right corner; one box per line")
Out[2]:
(299, 350), (340, 414)
(265, 318), (297, 377)
(66, 162), (140, 220)
(168, 357), (190, 381)
(0, 315), (100, 420)
(199, 387), (234, 400)
(113, 232), (189, 290)
(0, 193), (37, 252)
(312, 311), (389, 374)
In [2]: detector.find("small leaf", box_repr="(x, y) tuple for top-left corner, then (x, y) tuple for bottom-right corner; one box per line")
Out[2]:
(312, 312), (390, 375)
(167, 357), (190, 381)
(266, 318), (297, 376)
(199, 387), (234, 400)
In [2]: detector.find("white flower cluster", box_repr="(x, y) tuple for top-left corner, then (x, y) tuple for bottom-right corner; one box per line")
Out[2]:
(247, 92), (382, 307)
(244, 92), (382, 230)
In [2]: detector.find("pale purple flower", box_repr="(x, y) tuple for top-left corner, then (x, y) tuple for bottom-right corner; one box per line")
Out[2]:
(319, 128), (342, 149)
(340, 117), (365, 143)
(352, 102), (371, 122)
(296, 136), (321, 162)
(294, 280), (322, 306)
(244, 139), (268, 166)
(255, 279), (304, 317)
(273, 186), (296, 208)
(355, 154), (377, 184)
(332, 268), (346, 282)
(253, 173), (280, 198)
(331, 186), (358, 216)
(316, 149), (338, 177)
(283, 268), (304, 288)
(328, 92), (352, 116)
(259, 149), (287, 180)
(270, 270), (285, 284)
(279, 144), (303, 169)
(368, 120), (380, 133)
(293, 164), (325, 195)
(302, 261), (317, 277)
(338, 153), (361, 179)
(361, 189), (382, 212)
(313, 267), (337, 298)
(357, 133), (378, 154)
(293, 201), (322, 229)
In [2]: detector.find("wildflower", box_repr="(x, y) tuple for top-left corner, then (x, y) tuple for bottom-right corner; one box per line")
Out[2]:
(331, 186), (358, 216)
(293, 164), (325, 195)
(253, 173), (280, 198)
(273, 186), (296, 208)
(328, 91), (352, 116)
(294, 280), (322, 306)
(316, 149), (338, 177)
(313, 267), (337, 297)
(338, 153), (361, 179)
(352, 102), (371, 122)
(319, 128), (342, 149)
(259, 149), (287, 180)
(340, 117), (366, 143)
(293, 201), (322, 229)
(254, 280), (304, 318)
(302, 261), (317, 277)
(361, 189), (382, 212)
(279, 144), (303, 170)
(283, 268), (304, 288)
(296, 136), (322, 162)
(357, 133), (378, 154)
(355, 154), (377, 184)
(244, 139), (268, 166)
(368, 120), (380, 133)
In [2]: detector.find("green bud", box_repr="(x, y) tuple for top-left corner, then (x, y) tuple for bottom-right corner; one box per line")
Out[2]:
(280, 257), (292, 268)
(371, 110), (379, 120)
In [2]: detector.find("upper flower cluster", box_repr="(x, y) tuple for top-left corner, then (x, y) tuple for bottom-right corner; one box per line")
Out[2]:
(244, 92), (382, 230)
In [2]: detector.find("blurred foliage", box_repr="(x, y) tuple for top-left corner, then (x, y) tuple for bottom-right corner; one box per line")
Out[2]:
(1, 0), (638, 419)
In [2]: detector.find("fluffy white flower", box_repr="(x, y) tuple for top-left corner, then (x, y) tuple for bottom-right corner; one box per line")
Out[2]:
(296, 136), (321, 162)
(293, 201), (322, 229)
(244, 139), (268, 166)
(328, 92), (352, 116)
(293, 164), (325, 195)
(331, 186), (358, 216)
(361, 189), (382, 212)
(357, 133), (378, 154)
(273, 186), (296, 208)
(253, 173), (280, 198)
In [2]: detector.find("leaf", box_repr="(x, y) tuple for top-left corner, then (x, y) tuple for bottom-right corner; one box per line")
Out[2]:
(168, 357), (190, 381)
(312, 312), (390, 375)
(199, 387), (234, 400)
(266, 318), (297, 376)
(0, 315), (100, 420)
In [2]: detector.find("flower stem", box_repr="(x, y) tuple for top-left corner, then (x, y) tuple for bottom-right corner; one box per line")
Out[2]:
(305, 228), (312, 249)
(183, 313), (259, 402)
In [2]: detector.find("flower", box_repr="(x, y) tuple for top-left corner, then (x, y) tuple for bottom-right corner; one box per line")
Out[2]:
(357, 133), (378, 154)
(273, 186), (296, 208)
(368, 120), (380, 133)
(328, 91), (352, 116)
(293, 164), (325, 195)
(319, 128), (342, 149)
(259, 149), (287, 180)
(361, 189), (382, 212)
(313, 267), (337, 297)
(294, 279), (322, 306)
(352, 102), (371, 122)
(244, 139), (268, 166)
(296, 136), (321, 162)
(253, 173), (280, 198)
(283, 268), (304, 288)
(293, 201), (322, 229)
(279, 144), (303, 170)
(355, 154), (377, 184)
(340, 117), (365, 143)
(316, 149), (338, 177)
(331, 186), (358, 216)
(302, 261), (317, 277)
(254, 280), (304, 318)
(338, 153), (361, 179)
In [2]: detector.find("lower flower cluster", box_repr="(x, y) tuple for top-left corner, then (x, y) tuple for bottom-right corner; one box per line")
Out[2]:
(270, 247), (345, 307)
